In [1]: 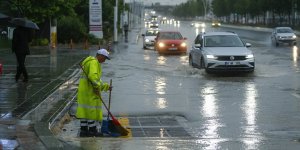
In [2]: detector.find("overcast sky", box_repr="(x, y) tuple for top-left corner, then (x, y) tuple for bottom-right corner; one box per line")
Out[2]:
(125, 0), (187, 6)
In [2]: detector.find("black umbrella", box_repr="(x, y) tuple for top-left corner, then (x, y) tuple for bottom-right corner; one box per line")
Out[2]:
(0, 13), (9, 19)
(11, 18), (39, 30)
(0, 13), (10, 26)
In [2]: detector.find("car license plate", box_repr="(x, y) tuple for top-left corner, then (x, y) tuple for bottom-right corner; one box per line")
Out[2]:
(225, 61), (240, 65)
(168, 47), (178, 50)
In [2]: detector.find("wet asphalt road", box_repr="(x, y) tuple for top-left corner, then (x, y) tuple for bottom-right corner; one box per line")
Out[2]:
(56, 22), (300, 149)
(1, 20), (300, 149)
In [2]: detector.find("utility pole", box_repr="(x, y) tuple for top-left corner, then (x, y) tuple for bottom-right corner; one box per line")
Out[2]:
(114, 0), (118, 43)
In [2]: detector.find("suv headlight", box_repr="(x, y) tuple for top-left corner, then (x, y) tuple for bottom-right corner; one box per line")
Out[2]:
(145, 39), (150, 42)
(293, 35), (297, 39)
(207, 55), (216, 59)
(246, 54), (254, 59)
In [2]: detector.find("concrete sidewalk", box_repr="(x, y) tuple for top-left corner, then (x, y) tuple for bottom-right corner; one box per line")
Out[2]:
(0, 31), (135, 149)
(0, 45), (90, 149)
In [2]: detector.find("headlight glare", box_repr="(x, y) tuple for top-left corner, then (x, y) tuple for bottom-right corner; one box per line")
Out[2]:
(158, 42), (165, 47)
(181, 42), (187, 47)
(246, 54), (254, 59)
(145, 39), (150, 42)
(207, 55), (215, 59)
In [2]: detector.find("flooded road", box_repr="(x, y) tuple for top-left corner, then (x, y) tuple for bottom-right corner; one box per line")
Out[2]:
(58, 21), (300, 149)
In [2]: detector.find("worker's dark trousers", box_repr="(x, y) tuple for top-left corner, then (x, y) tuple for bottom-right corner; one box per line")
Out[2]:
(80, 119), (101, 132)
(15, 54), (28, 81)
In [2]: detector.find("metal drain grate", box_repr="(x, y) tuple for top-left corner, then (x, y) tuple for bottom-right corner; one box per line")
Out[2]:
(128, 116), (191, 138)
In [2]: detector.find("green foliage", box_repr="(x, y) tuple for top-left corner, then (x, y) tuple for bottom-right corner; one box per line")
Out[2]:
(2, 0), (80, 23)
(172, 0), (206, 18)
(31, 38), (49, 46)
(87, 34), (100, 45)
(0, 38), (11, 48)
(57, 16), (87, 43)
(1, 0), (126, 43)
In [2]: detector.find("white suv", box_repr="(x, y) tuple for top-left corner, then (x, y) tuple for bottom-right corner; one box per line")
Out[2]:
(189, 32), (255, 73)
(271, 27), (297, 47)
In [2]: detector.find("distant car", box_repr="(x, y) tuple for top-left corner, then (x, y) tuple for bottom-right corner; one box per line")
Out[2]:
(149, 21), (159, 28)
(189, 32), (255, 73)
(211, 20), (221, 27)
(190, 22), (205, 28)
(271, 27), (297, 46)
(142, 29), (160, 49)
(154, 31), (187, 54)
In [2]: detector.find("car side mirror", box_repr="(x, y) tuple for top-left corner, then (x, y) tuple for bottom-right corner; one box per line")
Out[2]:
(195, 43), (201, 49)
(142, 34), (145, 36)
(245, 43), (251, 47)
(183, 37), (187, 40)
(155, 37), (157, 41)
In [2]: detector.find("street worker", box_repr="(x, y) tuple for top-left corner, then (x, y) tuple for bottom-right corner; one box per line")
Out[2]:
(77, 49), (111, 137)
(12, 26), (32, 82)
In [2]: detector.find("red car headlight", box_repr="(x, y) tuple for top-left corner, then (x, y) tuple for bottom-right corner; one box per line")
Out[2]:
(158, 42), (165, 47)
(180, 42), (187, 47)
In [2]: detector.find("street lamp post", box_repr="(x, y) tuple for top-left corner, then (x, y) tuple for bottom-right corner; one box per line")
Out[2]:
(114, 0), (118, 43)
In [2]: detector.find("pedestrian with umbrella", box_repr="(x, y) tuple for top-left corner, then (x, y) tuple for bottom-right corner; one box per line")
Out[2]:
(11, 18), (39, 82)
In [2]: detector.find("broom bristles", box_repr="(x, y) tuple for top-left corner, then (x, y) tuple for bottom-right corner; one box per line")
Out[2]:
(116, 125), (129, 136)
(111, 116), (129, 136)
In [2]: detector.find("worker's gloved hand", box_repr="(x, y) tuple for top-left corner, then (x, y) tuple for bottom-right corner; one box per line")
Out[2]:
(93, 88), (99, 95)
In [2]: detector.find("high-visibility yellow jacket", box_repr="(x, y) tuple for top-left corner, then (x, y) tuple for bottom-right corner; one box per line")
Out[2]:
(76, 56), (109, 121)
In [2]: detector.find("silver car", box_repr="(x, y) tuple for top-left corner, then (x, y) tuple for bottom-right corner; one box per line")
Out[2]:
(271, 27), (297, 47)
(142, 29), (159, 49)
(189, 32), (255, 73)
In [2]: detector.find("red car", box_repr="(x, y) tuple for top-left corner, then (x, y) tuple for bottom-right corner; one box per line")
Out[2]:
(154, 31), (187, 54)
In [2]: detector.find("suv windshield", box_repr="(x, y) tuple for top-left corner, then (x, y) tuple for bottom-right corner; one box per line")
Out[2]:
(204, 35), (244, 47)
(277, 28), (293, 33)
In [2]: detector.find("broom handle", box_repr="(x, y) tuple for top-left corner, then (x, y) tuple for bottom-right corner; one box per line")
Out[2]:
(107, 79), (112, 120)
(79, 63), (115, 119)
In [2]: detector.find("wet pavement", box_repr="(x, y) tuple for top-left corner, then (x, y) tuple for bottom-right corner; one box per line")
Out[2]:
(55, 22), (300, 150)
(2, 21), (300, 149)
(0, 44), (90, 149)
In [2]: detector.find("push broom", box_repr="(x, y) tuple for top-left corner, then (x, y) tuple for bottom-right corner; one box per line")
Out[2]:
(79, 64), (129, 136)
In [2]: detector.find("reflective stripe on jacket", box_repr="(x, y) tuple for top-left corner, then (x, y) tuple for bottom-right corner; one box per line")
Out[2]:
(76, 56), (109, 121)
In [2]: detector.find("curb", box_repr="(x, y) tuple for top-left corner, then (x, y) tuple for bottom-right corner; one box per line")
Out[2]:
(20, 63), (81, 149)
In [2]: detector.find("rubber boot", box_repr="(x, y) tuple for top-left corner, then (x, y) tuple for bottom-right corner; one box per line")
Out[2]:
(79, 126), (89, 137)
(89, 126), (103, 137)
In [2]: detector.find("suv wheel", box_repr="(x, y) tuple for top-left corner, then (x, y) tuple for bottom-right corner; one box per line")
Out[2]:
(200, 57), (205, 69)
(189, 55), (194, 67)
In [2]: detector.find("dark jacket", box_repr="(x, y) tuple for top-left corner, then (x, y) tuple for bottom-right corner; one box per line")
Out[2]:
(123, 24), (129, 31)
(12, 27), (32, 55)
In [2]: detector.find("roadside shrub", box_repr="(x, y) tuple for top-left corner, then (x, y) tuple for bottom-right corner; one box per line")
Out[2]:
(57, 16), (87, 43)
(31, 38), (49, 46)
(87, 34), (102, 45)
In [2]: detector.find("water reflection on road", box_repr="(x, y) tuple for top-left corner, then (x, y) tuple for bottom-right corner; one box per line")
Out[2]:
(200, 82), (223, 149)
(242, 82), (261, 149)
(292, 46), (299, 70)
